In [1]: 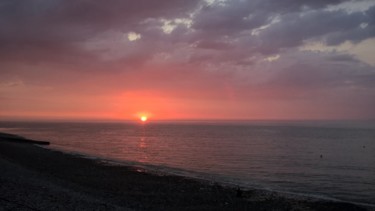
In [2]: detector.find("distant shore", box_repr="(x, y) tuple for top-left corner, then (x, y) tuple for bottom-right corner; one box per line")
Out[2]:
(0, 132), (372, 210)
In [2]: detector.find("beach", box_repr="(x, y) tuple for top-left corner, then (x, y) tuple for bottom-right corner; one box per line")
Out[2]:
(0, 132), (371, 211)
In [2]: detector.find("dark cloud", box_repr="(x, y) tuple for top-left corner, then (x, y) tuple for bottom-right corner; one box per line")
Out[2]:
(326, 5), (375, 45)
(1, 0), (374, 66)
(195, 40), (233, 50)
(193, 0), (347, 33)
(253, 6), (374, 54)
(0, 0), (199, 27)
(327, 54), (360, 63)
(0, 0), (200, 64)
(190, 0), (375, 58)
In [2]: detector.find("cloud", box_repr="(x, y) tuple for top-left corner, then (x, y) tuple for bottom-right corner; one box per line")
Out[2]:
(0, 0), (200, 65)
(1, 0), (375, 120)
(127, 32), (141, 41)
(1, 0), (374, 67)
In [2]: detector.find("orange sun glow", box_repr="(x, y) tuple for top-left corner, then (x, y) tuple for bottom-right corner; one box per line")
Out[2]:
(140, 116), (148, 122)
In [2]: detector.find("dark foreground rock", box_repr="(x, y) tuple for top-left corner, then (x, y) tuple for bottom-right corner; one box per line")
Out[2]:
(0, 133), (372, 211)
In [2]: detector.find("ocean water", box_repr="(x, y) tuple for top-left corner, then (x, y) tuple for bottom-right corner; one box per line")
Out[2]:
(0, 121), (374, 205)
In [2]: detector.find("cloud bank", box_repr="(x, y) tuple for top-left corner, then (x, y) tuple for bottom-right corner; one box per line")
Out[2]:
(1, 0), (375, 120)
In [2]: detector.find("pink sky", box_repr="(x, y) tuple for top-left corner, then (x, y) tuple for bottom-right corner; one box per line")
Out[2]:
(1, 0), (375, 121)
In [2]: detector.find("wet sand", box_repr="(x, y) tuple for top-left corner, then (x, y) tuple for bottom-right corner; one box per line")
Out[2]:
(0, 132), (371, 210)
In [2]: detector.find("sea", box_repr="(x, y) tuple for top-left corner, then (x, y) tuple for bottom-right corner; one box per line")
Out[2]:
(0, 120), (374, 206)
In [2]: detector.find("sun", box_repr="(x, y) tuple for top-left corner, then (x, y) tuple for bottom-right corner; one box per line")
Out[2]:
(140, 116), (148, 122)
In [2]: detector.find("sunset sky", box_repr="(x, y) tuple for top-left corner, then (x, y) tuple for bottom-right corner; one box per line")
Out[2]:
(1, 0), (375, 121)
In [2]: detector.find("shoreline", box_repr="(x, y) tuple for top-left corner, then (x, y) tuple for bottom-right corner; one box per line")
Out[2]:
(42, 145), (375, 208)
(0, 132), (372, 210)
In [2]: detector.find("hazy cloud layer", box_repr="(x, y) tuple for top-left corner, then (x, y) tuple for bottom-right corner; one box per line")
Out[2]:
(1, 0), (375, 120)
